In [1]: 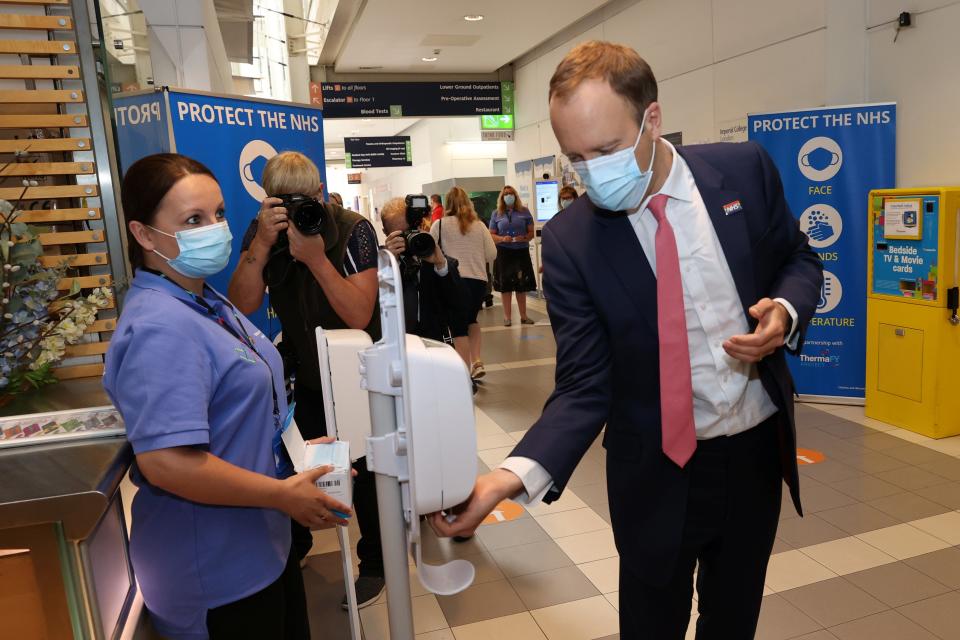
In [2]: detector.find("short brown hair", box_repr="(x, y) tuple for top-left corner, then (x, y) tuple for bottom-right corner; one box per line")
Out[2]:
(559, 185), (578, 201)
(549, 41), (657, 125)
(121, 153), (217, 269)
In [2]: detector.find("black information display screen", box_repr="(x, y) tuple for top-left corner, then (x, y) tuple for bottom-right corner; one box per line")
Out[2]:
(321, 82), (503, 118)
(344, 136), (412, 168)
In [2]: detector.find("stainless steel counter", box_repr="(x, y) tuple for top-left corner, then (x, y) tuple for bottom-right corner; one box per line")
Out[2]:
(0, 436), (131, 540)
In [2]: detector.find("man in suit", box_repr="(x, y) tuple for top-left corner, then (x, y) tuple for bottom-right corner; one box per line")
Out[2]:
(431, 41), (823, 639)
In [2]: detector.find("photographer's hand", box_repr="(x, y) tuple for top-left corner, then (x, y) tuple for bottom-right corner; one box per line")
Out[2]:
(424, 244), (446, 270)
(385, 230), (406, 258)
(253, 197), (288, 250)
(287, 223), (327, 268)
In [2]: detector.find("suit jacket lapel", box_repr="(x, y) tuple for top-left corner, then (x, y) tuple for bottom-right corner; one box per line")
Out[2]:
(593, 212), (659, 333)
(678, 147), (757, 318)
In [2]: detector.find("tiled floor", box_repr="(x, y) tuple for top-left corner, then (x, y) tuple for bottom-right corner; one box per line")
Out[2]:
(301, 299), (960, 639)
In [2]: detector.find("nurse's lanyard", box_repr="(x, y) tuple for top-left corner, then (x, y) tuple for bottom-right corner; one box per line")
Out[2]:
(141, 268), (294, 477)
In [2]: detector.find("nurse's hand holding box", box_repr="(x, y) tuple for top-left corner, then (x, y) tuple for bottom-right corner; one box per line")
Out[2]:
(281, 420), (355, 527)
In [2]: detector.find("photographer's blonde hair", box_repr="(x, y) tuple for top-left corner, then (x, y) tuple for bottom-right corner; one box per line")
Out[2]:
(262, 151), (322, 197)
(444, 186), (478, 235)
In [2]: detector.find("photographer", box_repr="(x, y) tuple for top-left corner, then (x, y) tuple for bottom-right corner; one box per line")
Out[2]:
(381, 196), (471, 370)
(227, 151), (385, 609)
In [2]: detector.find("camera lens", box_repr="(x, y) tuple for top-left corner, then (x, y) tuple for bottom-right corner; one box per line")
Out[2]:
(291, 198), (326, 235)
(405, 230), (436, 258)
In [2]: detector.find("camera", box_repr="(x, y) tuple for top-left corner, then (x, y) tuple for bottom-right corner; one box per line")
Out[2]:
(402, 194), (435, 258)
(278, 193), (327, 235)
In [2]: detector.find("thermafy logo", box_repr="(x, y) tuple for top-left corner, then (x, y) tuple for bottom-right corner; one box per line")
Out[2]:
(238, 139), (278, 202)
(800, 350), (841, 367)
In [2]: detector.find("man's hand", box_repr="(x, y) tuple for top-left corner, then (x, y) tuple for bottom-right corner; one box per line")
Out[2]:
(253, 197), (288, 249)
(424, 244), (446, 268)
(723, 298), (790, 363)
(428, 469), (524, 538)
(385, 230), (406, 258)
(287, 223), (327, 270)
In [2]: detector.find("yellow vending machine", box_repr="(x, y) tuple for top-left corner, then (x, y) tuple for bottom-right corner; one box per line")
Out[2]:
(866, 188), (960, 438)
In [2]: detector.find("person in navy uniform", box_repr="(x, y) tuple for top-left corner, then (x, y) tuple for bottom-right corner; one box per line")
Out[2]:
(432, 41), (823, 639)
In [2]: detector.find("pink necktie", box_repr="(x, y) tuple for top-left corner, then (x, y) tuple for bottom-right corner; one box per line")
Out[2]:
(648, 194), (696, 468)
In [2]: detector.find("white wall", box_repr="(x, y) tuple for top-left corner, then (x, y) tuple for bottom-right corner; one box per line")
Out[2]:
(508, 0), (960, 188)
(361, 117), (504, 210)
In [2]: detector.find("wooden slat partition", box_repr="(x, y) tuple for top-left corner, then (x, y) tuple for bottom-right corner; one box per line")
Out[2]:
(0, 64), (78, 79)
(56, 274), (111, 290)
(84, 319), (116, 334)
(39, 230), (104, 246)
(39, 252), (107, 268)
(0, 138), (90, 152)
(11, 207), (100, 223)
(0, 89), (83, 103)
(0, 15), (72, 30)
(0, 184), (98, 199)
(0, 0), (69, 5)
(63, 342), (109, 358)
(0, 162), (93, 176)
(2, 6), (118, 382)
(0, 39), (75, 54)
(0, 114), (88, 129)
(52, 363), (104, 380)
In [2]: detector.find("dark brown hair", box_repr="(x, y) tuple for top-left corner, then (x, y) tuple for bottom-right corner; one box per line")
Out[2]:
(121, 153), (217, 269)
(559, 185), (578, 201)
(549, 41), (657, 125)
(430, 194), (441, 205)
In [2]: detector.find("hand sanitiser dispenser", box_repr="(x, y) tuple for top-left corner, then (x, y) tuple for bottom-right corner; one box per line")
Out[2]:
(310, 251), (478, 638)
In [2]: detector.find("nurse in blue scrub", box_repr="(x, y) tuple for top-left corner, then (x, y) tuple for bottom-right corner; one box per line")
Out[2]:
(104, 153), (351, 640)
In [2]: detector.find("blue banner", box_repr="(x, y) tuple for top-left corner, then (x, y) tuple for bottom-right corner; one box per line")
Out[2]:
(168, 91), (328, 337)
(112, 92), (170, 174)
(749, 104), (896, 399)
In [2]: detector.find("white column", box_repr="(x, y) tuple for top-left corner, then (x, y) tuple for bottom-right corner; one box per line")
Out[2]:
(283, 0), (312, 104)
(139, 0), (234, 93)
(825, 0), (867, 105)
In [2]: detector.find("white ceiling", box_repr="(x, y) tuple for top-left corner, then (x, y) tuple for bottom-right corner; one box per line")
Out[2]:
(334, 0), (612, 73)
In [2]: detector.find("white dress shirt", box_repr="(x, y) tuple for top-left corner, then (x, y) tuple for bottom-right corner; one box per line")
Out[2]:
(501, 140), (799, 504)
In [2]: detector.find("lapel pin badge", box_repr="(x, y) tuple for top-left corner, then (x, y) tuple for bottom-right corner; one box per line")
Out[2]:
(723, 200), (743, 216)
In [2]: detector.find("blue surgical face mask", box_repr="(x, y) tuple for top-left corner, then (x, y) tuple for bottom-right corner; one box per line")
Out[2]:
(572, 109), (655, 212)
(559, 198), (574, 210)
(503, 194), (516, 207)
(150, 221), (233, 278)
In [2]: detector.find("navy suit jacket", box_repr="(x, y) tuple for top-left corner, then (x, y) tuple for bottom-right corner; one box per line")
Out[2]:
(511, 141), (823, 583)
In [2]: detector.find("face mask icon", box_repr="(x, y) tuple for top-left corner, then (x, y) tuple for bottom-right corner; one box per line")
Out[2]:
(237, 139), (278, 202)
(797, 136), (843, 182)
(801, 147), (841, 172)
(242, 155), (268, 184)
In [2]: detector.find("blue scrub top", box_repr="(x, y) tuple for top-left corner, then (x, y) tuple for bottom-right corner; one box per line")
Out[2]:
(489, 208), (534, 249)
(103, 270), (290, 639)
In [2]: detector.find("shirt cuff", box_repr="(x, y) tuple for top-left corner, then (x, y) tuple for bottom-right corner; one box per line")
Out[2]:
(499, 456), (554, 506)
(433, 261), (449, 277)
(773, 297), (800, 350)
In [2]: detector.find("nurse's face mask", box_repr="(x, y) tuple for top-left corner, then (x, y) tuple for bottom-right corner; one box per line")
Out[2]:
(150, 222), (233, 279)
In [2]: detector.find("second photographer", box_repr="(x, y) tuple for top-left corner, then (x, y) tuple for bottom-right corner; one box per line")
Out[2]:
(381, 196), (471, 370)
